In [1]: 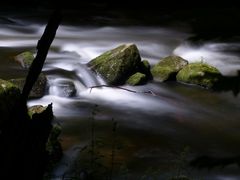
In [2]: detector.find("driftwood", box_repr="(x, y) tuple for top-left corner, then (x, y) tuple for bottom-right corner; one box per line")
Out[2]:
(0, 10), (61, 180)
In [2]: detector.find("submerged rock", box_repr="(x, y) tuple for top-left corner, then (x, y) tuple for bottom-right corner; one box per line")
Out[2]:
(14, 51), (35, 69)
(51, 79), (76, 97)
(126, 72), (147, 86)
(151, 55), (188, 82)
(10, 73), (47, 99)
(88, 44), (141, 85)
(0, 79), (21, 128)
(176, 62), (222, 88)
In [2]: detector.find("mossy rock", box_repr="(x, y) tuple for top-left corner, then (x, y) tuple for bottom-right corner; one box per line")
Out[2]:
(151, 55), (188, 82)
(0, 79), (21, 128)
(28, 105), (47, 118)
(14, 51), (35, 69)
(10, 73), (47, 99)
(176, 63), (222, 88)
(88, 44), (141, 85)
(126, 72), (147, 86)
(138, 59), (152, 79)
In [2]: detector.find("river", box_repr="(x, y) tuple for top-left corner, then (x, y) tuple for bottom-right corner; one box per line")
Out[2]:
(1, 9), (240, 179)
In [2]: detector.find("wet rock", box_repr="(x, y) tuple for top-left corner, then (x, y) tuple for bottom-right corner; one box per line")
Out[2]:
(88, 43), (141, 85)
(28, 105), (47, 118)
(51, 79), (76, 97)
(138, 59), (152, 79)
(176, 62), (222, 88)
(10, 73), (47, 99)
(151, 55), (188, 82)
(14, 51), (35, 69)
(126, 72), (147, 86)
(0, 79), (21, 128)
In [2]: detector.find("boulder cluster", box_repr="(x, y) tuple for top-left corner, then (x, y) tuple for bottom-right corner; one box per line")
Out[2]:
(88, 43), (222, 88)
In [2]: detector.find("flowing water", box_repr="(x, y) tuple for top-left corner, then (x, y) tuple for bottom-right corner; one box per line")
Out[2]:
(1, 12), (240, 179)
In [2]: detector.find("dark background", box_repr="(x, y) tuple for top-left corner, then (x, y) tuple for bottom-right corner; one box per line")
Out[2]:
(1, 1), (240, 41)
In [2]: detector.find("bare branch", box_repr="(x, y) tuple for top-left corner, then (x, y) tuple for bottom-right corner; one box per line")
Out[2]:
(89, 85), (157, 96)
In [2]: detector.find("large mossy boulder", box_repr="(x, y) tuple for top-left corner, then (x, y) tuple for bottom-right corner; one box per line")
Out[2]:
(10, 73), (47, 99)
(88, 44), (141, 85)
(0, 79), (21, 128)
(176, 63), (222, 88)
(151, 55), (188, 82)
(126, 72), (147, 86)
(14, 51), (35, 69)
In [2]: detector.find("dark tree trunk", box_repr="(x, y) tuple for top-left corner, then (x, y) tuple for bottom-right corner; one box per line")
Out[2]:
(0, 10), (61, 180)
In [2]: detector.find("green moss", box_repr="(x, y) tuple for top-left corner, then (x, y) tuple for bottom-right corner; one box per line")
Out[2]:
(0, 79), (19, 94)
(126, 72), (147, 85)
(88, 44), (141, 85)
(0, 79), (21, 127)
(151, 56), (188, 82)
(176, 62), (222, 88)
(137, 59), (152, 80)
(142, 60), (151, 70)
(152, 66), (174, 81)
(28, 105), (47, 118)
(14, 51), (35, 69)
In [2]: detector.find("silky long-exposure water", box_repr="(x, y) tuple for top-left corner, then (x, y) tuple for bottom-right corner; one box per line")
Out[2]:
(1, 11), (240, 179)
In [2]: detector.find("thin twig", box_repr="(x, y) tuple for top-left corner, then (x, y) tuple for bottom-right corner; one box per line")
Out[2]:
(89, 85), (157, 96)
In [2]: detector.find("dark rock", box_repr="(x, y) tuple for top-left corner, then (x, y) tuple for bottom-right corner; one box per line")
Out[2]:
(126, 72), (147, 86)
(0, 79), (21, 128)
(88, 44), (141, 85)
(176, 62), (222, 88)
(51, 79), (76, 97)
(14, 51), (35, 69)
(10, 73), (47, 99)
(151, 55), (188, 82)
(138, 59), (152, 79)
